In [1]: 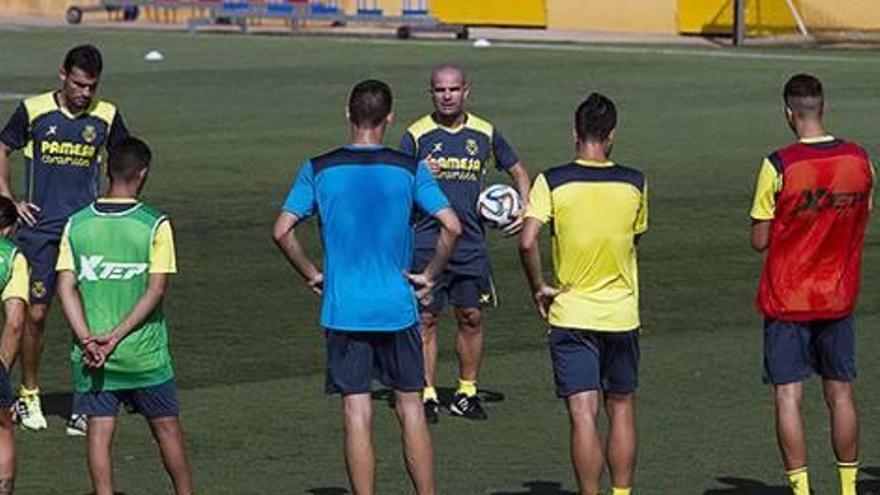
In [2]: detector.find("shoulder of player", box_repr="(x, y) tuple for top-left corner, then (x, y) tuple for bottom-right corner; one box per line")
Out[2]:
(772, 138), (869, 172)
(21, 91), (58, 122)
(463, 112), (494, 138)
(405, 114), (437, 142)
(543, 161), (645, 191)
(310, 146), (419, 174)
(86, 99), (120, 126)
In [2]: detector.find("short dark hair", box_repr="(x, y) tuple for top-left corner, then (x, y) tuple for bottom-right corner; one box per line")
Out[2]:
(784, 73), (823, 119)
(348, 80), (392, 128)
(575, 93), (617, 143)
(0, 197), (18, 230)
(108, 137), (152, 183)
(63, 44), (103, 77)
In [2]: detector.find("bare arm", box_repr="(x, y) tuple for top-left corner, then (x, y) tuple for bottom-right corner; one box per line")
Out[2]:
(751, 220), (770, 252)
(57, 270), (103, 366)
(422, 207), (460, 280)
(0, 143), (13, 201)
(272, 211), (323, 295)
(519, 217), (564, 319)
(57, 271), (92, 344)
(506, 162), (531, 205)
(0, 298), (24, 371)
(105, 274), (168, 343)
(519, 218), (545, 293)
(406, 207), (461, 300)
(0, 142), (38, 225)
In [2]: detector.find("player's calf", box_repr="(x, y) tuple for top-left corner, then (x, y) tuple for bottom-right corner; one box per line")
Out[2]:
(148, 417), (193, 495)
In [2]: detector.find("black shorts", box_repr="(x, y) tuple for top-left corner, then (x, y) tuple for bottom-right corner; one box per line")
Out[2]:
(16, 230), (59, 305)
(72, 380), (180, 419)
(412, 249), (495, 312)
(325, 325), (425, 395)
(548, 327), (640, 397)
(763, 316), (856, 384)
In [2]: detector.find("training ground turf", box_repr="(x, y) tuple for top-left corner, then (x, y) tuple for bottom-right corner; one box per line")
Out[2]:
(1, 25), (880, 494)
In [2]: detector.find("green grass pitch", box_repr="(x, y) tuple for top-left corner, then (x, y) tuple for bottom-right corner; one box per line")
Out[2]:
(1, 25), (880, 494)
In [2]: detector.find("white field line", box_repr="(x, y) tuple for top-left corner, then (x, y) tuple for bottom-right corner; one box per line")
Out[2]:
(334, 36), (866, 64)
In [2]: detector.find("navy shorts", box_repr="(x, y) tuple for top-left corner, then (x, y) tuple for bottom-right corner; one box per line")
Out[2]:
(763, 316), (856, 384)
(412, 249), (495, 312)
(72, 380), (180, 419)
(325, 325), (425, 395)
(16, 231), (59, 305)
(0, 365), (13, 408)
(548, 327), (640, 397)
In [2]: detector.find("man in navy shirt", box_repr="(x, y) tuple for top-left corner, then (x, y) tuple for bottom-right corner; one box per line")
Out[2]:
(273, 79), (460, 495)
(0, 44), (128, 434)
(400, 64), (530, 422)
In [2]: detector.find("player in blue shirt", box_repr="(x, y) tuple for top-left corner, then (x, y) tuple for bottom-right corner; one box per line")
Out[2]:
(400, 64), (530, 422)
(273, 80), (460, 495)
(0, 44), (129, 434)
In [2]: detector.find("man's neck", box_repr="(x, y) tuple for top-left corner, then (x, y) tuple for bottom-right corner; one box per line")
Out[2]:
(349, 126), (385, 147)
(795, 120), (827, 140)
(104, 186), (138, 200)
(576, 142), (608, 163)
(433, 111), (466, 129)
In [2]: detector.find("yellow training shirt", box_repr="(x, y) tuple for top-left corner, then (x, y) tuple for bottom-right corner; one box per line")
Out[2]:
(1, 253), (29, 303)
(525, 159), (648, 332)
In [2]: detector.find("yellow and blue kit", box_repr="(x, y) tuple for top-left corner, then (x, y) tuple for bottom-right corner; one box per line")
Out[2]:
(400, 112), (518, 274)
(0, 91), (128, 303)
(525, 159), (648, 332)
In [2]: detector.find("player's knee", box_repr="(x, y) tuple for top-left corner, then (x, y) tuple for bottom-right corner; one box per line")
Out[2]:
(775, 384), (803, 408)
(567, 391), (599, 420)
(455, 308), (482, 330)
(605, 392), (635, 412)
(420, 312), (439, 332)
(393, 393), (422, 419)
(823, 383), (854, 409)
(27, 304), (49, 327)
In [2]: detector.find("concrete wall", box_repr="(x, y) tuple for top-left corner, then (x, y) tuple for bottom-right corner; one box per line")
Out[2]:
(677, 0), (798, 35)
(800, 0), (880, 31)
(548, 0), (677, 33)
(677, 0), (880, 35)
(0, 0), (68, 17)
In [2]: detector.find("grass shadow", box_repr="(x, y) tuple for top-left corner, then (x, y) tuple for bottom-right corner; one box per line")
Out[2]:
(306, 489), (349, 495)
(859, 466), (880, 494)
(489, 480), (576, 495)
(373, 387), (506, 408)
(703, 477), (790, 494)
(41, 391), (74, 419)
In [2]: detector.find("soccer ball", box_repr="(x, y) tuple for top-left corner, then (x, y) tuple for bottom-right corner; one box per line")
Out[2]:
(478, 184), (522, 229)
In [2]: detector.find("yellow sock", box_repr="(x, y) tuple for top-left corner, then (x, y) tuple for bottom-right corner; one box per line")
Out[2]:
(422, 386), (438, 402)
(611, 487), (631, 495)
(457, 379), (477, 397)
(838, 460), (858, 495)
(18, 385), (39, 396)
(786, 467), (810, 495)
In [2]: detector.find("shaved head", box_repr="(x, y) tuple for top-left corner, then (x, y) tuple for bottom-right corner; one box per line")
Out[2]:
(430, 64), (468, 88)
(784, 73), (824, 120)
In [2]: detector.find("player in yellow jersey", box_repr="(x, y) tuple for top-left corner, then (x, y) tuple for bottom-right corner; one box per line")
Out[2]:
(519, 94), (647, 495)
(0, 197), (30, 494)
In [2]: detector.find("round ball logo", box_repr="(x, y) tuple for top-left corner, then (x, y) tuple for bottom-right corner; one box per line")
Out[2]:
(82, 125), (97, 144)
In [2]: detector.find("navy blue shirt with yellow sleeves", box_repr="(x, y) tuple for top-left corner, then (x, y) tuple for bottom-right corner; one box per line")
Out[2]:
(399, 112), (518, 269)
(525, 159), (648, 332)
(0, 91), (129, 237)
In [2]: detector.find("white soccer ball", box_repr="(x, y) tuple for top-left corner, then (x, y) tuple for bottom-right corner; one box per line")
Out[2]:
(478, 184), (522, 229)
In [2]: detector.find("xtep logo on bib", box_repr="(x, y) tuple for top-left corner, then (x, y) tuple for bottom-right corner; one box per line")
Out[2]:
(79, 255), (148, 282)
